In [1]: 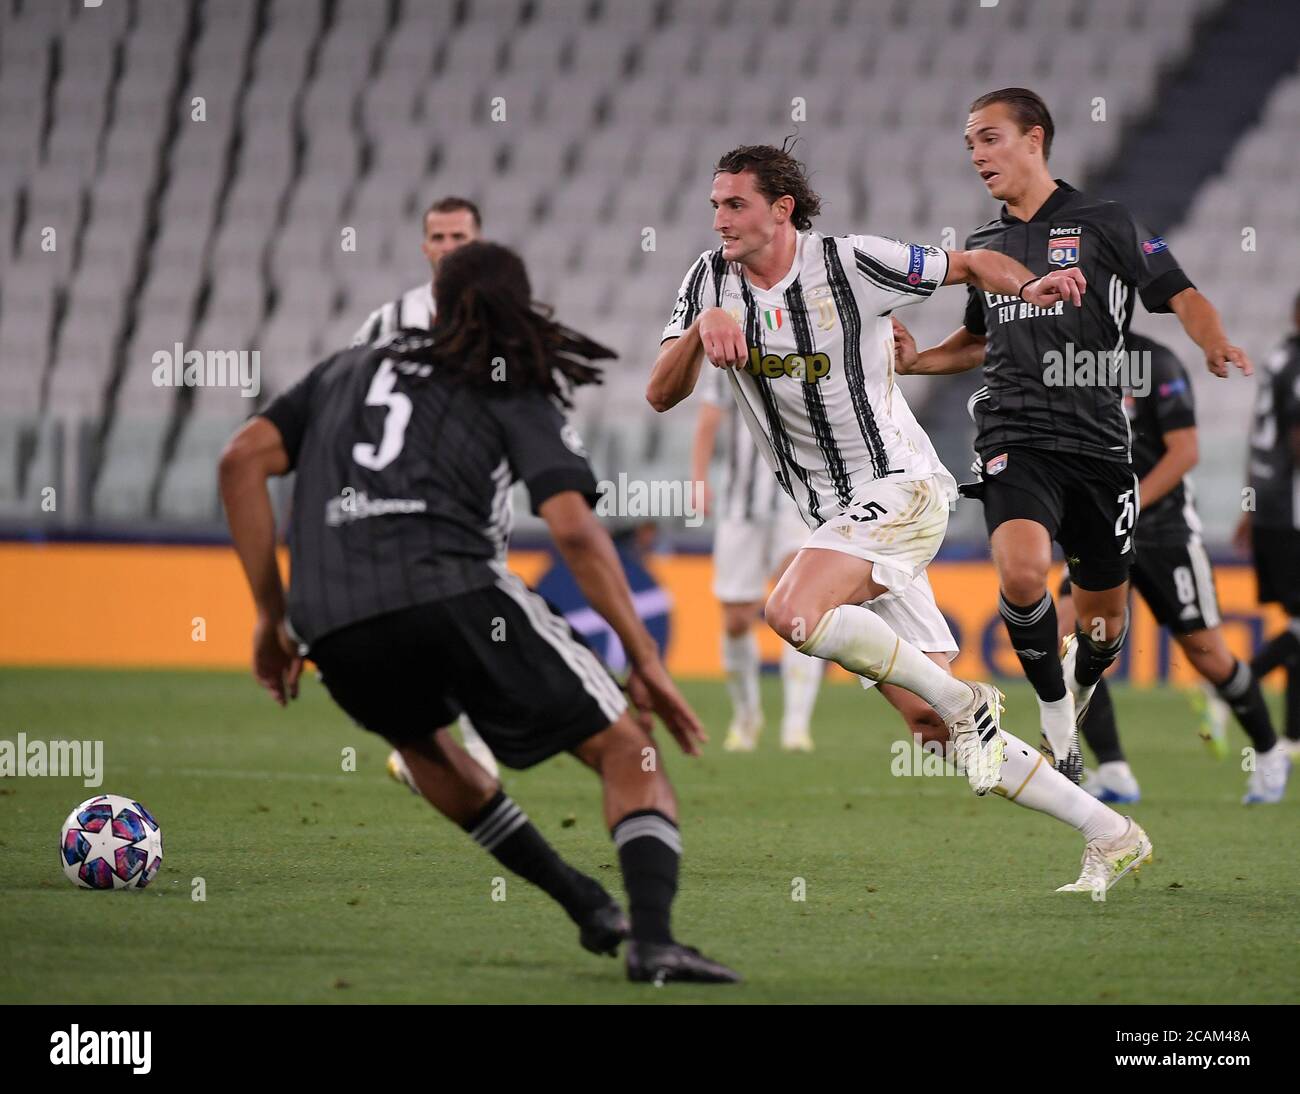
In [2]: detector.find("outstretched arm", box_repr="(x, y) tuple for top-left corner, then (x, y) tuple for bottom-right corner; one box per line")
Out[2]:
(945, 248), (1086, 308)
(539, 491), (706, 755)
(1168, 287), (1253, 378)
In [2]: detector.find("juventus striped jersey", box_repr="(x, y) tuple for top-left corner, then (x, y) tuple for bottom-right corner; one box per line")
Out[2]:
(351, 282), (435, 346)
(698, 365), (791, 522)
(663, 230), (957, 529)
(962, 180), (1194, 464)
(259, 338), (599, 645)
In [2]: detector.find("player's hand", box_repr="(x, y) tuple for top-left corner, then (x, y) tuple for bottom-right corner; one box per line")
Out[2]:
(1021, 267), (1086, 309)
(1202, 339), (1252, 379)
(627, 659), (708, 757)
(253, 614), (303, 707)
(1232, 511), (1252, 556)
(698, 307), (747, 369)
(891, 317), (919, 373)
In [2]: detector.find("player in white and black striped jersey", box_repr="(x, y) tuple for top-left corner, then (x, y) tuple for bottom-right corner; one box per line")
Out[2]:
(691, 365), (823, 751)
(349, 195), (500, 781)
(350, 195), (480, 346)
(650, 142), (1151, 893)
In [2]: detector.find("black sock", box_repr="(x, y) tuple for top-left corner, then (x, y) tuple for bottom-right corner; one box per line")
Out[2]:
(464, 791), (608, 923)
(998, 592), (1066, 701)
(612, 810), (680, 945)
(1250, 623), (1300, 678)
(1072, 612), (1129, 688)
(1287, 668), (1300, 742)
(1215, 659), (1278, 754)
(1080, 675), (1124, 764)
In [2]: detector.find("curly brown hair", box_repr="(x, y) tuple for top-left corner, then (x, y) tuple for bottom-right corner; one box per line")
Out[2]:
(714, 140), (822, 231)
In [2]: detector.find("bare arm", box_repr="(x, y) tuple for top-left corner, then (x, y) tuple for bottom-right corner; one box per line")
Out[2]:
(218, 417), (302, 705)
(647, 326), (707, 413)
(1168, 287), (1253, 378)
(539, 491), (706, 755)
(894, 320), (986, 376)
(1138, 427), (1197, 508)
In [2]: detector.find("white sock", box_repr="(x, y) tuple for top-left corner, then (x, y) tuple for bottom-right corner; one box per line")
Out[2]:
(780, 644), (823, 738)
(995, 730), (1127, 843)
(800, 604), (974, 723)
(722, 630), (761, 723)
(1039, 693), (1075, 757)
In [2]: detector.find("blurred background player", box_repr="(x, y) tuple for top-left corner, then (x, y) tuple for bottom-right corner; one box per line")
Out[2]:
(650, 144), (1152, 896)
(1237, 289), (1300, 758)
(220, 241), (737, 984)
(691, 365), (823, 752)
(349, 195), (499, 780)
(1054, 330), (1289, 805)
(352, 196), (481, 344)
(898, 87), (1252, 786)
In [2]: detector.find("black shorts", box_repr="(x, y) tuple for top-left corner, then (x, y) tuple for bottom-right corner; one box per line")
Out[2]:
(1059, 537), (1222, 635)
(307, 576), (627, 769)
(1252, 526), (1300, 614)
(960, 446), (1139, 591)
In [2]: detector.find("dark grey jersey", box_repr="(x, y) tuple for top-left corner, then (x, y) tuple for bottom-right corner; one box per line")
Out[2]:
(260, 341), (598, 645)
(1249, 334), (1300, 530)
(963, 180), (1194, 463)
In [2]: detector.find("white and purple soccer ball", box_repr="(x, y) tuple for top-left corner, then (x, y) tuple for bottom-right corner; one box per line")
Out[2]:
(59, 794), (163, 890)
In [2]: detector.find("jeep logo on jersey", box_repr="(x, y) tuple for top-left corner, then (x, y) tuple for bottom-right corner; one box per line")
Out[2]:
(1048, 235), (1079, 267)
(744, 348), (831, 383)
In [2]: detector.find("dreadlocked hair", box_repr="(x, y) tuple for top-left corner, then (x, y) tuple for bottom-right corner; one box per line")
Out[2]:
(384, 240), (614, 408)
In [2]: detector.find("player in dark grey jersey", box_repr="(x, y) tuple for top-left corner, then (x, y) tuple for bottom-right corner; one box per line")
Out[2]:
(1053, 332), (1289, 805)
(895, 88), (1252, 799)
(349, 195), (499, 780)
(219, 242), (738, 984)
(1237, 289), (1300, 758)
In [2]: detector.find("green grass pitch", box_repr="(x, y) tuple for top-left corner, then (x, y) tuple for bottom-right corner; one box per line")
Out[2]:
(1, 668), (1296, 1004)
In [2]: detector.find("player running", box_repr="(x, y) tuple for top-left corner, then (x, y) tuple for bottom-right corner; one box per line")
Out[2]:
(691, 365), (824, 752)
(221, 241), (739, 984)
(648, 143), (1150, 896)
(898, 87), (1252, 789)
(350, 195), (500, 781)
(1043, 331), (1285, 804)
(1237, 290), (1300, 758)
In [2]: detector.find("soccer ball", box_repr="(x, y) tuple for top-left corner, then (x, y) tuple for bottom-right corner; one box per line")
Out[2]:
(59, 794), (163, 890)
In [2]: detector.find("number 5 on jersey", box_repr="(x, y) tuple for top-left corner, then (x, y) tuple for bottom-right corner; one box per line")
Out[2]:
(353, 360), (411, 470)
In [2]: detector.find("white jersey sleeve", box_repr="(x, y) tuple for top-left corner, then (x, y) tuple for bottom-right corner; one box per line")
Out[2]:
(847, 234), (949, 315)
(661, 249), (718, 343)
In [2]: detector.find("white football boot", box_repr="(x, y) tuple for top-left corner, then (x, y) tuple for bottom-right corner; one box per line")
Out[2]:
(723, 712), (763, 752)
(947, 682), (1006, 795)
(1044, 634), (1086, 783)
(1056, 817), (1153, 898)
(1243, 744), (1291, 804)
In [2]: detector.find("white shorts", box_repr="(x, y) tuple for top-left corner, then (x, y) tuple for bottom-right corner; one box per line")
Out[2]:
(712, 501), (809, 603)
(801, 474), (959, 689)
